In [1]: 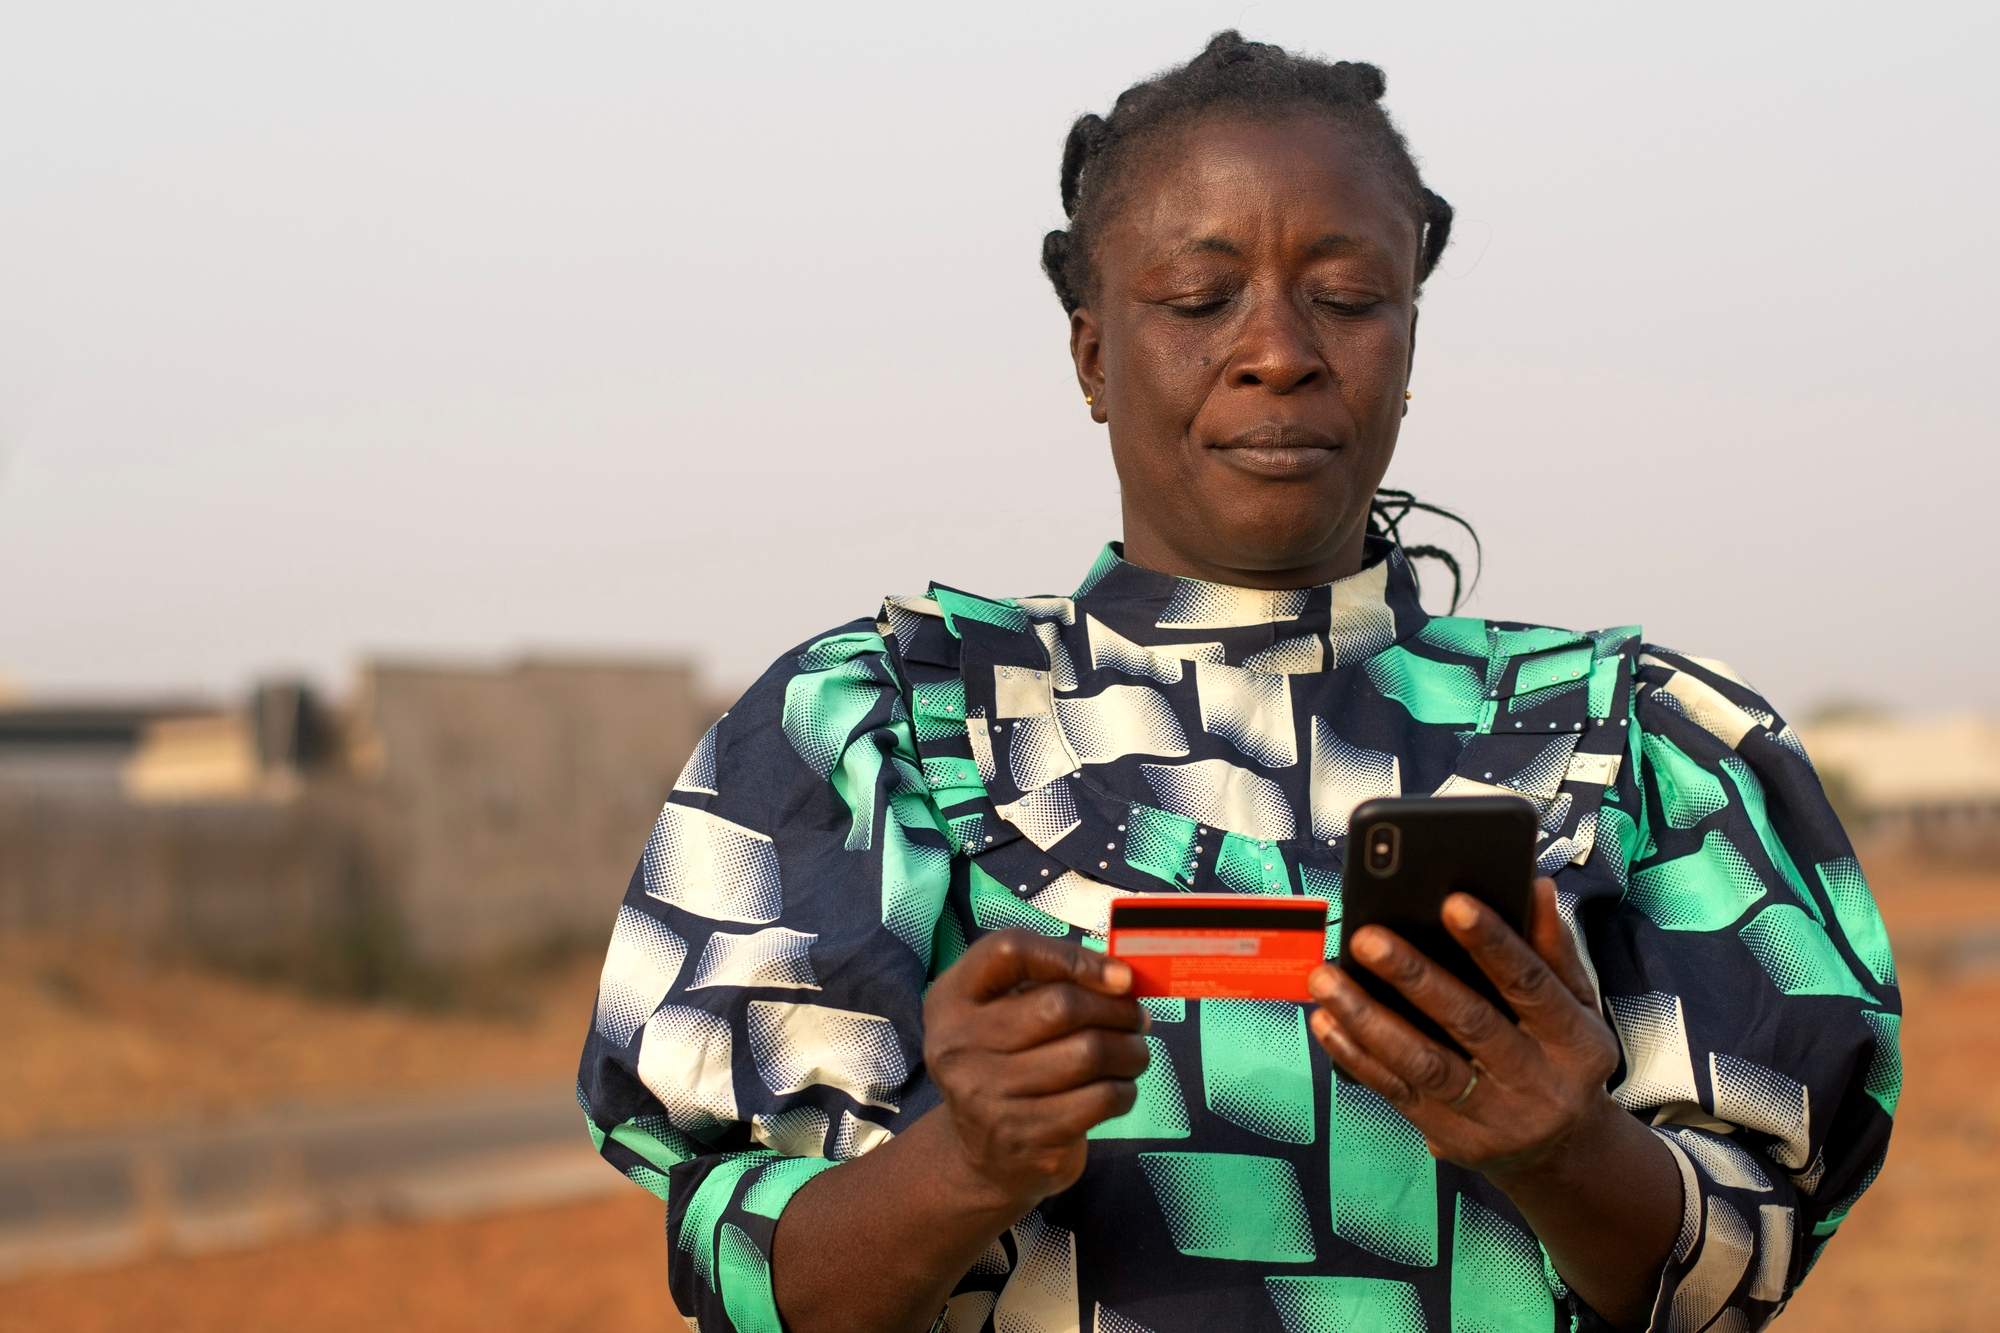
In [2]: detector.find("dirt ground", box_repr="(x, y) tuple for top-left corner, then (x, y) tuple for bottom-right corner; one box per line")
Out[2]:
(0, 937), (602, 1143)
(1, 848), (1993, 1331)
(0, 1192), (673, 1333)
(1766, 854), (2000, 1332)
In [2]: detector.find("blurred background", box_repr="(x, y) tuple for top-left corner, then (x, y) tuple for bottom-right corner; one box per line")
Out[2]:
(1, 2), (1995, 1329)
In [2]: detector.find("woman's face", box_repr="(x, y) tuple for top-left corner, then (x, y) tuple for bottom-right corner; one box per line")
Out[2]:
(1072, 113), (1421, 587)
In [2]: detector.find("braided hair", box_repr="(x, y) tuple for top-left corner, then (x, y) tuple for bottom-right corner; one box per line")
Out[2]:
(1042, 31), (1478, 611)
(1040, 30), (1454, 317)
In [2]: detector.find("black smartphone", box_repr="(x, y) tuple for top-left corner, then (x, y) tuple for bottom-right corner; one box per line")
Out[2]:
(1337, 795), (1538, 1056)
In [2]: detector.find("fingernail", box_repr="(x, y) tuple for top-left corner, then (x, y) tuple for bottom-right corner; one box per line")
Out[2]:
(1103, 959), (1133, 994)
(1443, 896), (1478, 930)
(1138, 1006), (1152, 1033)
(1307, 966), (1337, 1002)
(1354, 931), (1387, 964)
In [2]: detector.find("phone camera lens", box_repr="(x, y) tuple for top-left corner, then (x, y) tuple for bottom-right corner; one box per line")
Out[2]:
(1364, 824), (1399, 874)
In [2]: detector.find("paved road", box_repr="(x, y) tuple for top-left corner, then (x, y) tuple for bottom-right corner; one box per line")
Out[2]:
(0, 1083), (625, 1281)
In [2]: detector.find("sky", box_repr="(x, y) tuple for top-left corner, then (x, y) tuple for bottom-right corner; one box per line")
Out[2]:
(2, 1), (1995, 714)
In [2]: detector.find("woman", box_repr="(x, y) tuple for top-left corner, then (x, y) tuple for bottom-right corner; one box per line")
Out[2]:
(579, 33), (1897, 1333)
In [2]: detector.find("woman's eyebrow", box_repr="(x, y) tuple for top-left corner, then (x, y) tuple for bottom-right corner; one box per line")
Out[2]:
(1305, 233), (1367, 258)
(1168, 236), (1243, 258)
(1161, 233), (1370, 261)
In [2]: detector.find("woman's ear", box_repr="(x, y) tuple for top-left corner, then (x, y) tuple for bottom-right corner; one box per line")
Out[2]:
(1070, 308), (1107, 423)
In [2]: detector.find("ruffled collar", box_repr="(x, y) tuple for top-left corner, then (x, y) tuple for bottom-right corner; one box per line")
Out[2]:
(1066, 536), (1430, 669)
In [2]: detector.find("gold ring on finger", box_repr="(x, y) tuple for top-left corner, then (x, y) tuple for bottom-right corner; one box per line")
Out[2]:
(1447, 1068), (1479, 1108)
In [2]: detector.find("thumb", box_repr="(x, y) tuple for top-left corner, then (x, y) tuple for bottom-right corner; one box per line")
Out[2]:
(960, 929), (1135, 1003)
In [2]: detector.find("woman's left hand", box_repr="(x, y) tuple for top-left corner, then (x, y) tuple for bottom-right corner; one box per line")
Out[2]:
(1306, 877), (1622, 1182)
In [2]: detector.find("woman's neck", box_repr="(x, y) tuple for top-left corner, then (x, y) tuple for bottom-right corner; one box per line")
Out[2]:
(1116, 517), (1370, 590)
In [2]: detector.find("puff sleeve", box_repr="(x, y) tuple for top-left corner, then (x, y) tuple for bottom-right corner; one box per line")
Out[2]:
(1587, 647), (1899, 1332)
(575, 621), (956, 1333)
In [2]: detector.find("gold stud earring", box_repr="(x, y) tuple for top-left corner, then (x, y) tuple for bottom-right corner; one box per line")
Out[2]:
(1404, 390), (1413, 400)
(1085, 395), (1094, 405)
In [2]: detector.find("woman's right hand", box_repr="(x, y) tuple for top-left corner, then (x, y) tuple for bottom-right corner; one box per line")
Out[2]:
(921, 929), (1153, 1208)
(772, 931), (1152, 1333)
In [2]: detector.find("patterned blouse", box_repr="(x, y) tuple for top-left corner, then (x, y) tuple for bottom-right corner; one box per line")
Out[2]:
(577, 540), (1898, 1333)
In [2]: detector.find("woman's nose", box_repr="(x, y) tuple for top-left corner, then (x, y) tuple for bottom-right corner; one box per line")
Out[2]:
(1229, 296), (1324, 394)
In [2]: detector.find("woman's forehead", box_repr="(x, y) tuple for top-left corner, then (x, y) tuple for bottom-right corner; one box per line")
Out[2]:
(1106, 119), (1419, 264)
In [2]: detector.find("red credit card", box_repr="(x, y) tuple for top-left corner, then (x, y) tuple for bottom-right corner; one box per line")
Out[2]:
(1107, 895), (1331, 1000)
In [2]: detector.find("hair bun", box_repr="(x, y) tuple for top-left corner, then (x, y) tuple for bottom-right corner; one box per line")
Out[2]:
(1041, 230), (1080, 314)
(1059, 113), (1109, 216)
(1418, 188), (1455, 277)
(1335, 60), (1387, 101)
(1204, 30), (1247, 57)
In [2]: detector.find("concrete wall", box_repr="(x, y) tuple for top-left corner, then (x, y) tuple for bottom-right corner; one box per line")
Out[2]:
(0, 658), (718, 970)
(350, 658), (714, 962)
(0, 790), (378, 965)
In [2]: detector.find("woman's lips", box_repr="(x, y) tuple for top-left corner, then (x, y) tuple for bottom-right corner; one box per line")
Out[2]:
(1221, 444), (1336, 474)
(1209, 429), (1341, 477)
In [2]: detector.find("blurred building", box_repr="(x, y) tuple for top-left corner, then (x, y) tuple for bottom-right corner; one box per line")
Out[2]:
(0, 660), (719, 972)
(350, 661), (717, 960)
(1797, 712), (2000, 859)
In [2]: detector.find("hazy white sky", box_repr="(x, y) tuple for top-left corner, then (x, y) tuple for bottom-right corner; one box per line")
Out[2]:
(2, 1), (1995, 714)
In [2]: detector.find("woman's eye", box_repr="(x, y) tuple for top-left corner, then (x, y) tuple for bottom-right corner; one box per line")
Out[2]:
(1314, 292), (1379, 315)
(1163, 294), (1231, 317)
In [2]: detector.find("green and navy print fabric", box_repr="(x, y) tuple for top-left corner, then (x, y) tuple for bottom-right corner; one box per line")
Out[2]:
(577, 540), (1898, 1333)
